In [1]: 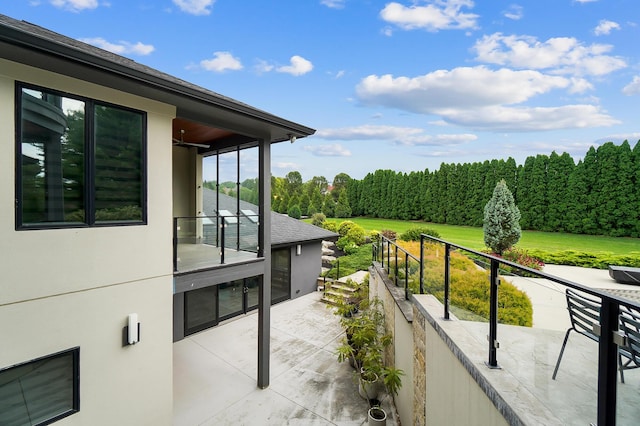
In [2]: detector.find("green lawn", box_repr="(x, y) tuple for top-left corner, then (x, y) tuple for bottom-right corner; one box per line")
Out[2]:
(322, 217), (640, 256)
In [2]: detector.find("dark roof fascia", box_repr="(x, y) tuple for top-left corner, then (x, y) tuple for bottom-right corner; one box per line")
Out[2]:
(0, 15), (315, 142)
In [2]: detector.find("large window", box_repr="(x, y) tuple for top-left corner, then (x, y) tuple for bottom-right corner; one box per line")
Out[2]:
(16, 83), (146, 228)
(272, 248), (291, 304)
(0, 347), (80, 425)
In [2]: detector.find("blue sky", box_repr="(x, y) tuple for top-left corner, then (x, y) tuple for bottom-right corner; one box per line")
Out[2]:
(3, 0), (640, 183)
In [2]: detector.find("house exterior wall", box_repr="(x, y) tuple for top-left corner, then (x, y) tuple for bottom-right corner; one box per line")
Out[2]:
(289, 241), (323, 299)
(0, 58), (175, 424)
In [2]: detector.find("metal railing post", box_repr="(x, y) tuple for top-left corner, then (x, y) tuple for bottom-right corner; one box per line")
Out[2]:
(419, 234), (424, 294)
(597, 298), (619, 426)
(405, 252), (409, 300)
(220, 219), (226, 264)
(394, 247), (398, 287)
(444, 243), (451, 320)
(173, 217), (178, 272)
(487, 258), (500, 368)
(386, 240), (390, 274)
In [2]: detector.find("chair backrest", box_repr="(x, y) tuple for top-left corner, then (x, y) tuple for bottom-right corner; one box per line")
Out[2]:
(619, 306), (640, 366)
(566, 288), (601, 342)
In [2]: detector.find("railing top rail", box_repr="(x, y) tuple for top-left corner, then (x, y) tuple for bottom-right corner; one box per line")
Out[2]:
(420, 233), (640, 310)
(174, 214), (258, 219)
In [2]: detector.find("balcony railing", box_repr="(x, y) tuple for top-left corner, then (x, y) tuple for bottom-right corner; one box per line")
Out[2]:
(373, 234), (640, 425)
(173, 213), (259, 273)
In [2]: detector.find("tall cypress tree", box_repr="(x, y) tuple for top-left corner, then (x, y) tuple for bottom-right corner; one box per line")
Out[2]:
(545, 152), (574, 232)
(483, 179), (521, 255)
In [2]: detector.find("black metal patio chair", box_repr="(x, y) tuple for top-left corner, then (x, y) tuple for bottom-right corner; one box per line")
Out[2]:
(618, 305), (640, 383)
(552, 288), (601, 380)
(553, 288), (640, 383)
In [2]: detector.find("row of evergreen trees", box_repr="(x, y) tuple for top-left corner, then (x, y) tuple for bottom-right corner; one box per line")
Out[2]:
(346, 140), (640, 238)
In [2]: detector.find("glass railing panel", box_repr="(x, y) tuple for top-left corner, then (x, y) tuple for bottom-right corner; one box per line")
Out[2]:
(501, 278), (599, 424)
(617, 301), (640, 425)
(174, 215), (259, 273)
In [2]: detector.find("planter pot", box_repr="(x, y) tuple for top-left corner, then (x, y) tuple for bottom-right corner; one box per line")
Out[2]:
(358, 373), (381, 400)
(368, 407), (387, 426)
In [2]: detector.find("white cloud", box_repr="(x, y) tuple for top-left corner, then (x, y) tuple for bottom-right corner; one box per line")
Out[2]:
(173, 0), (214, 16)
(80, 37), (154, 55)
(254, 60), (274, 74)
(357, 66), (571, 111)
(355, 67), (619, 131)
(276, 55), (313, 76)
(50, 0), (98, 12)
(200, 51), (243, 72)
(316, 125), (476, 146)
(473, 33), (626, 76)
(303, 144), (351, 157)
(503, 4), (523, 20)
(380, 0), (479, 32)
(440, 104), (619, 131)
(321, 0), (346, 9)
(594, 19), (621, 35)
(622, 76), (640, 95)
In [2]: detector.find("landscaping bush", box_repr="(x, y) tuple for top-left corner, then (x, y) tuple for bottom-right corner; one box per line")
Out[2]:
(311, 212), (326, 227)
(287, 204), (302, 219)
(399, 226), (441, 242)
(338, 220), (357, 237)
(379, 229), (397, 241)
(528, 249), (640, 269)
(322, 221), (339, 233)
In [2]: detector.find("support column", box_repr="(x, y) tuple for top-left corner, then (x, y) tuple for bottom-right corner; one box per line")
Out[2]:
(257, 137), (272, 389)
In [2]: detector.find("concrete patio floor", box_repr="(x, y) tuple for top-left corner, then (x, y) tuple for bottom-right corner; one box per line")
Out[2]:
(173, 287), (399, 425)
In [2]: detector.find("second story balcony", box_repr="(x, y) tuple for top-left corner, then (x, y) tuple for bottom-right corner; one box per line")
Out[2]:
(173, 211), (261, 274)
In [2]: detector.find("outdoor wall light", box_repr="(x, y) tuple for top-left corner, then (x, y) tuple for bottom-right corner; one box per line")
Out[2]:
(296, 244), (302, 256)
(123, 313), (140, 346)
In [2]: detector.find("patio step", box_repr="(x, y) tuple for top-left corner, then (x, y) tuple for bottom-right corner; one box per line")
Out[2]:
(320, 278), (360, 306)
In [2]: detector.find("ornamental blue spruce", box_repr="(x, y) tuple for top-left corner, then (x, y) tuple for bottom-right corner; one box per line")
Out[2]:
(483, 179), (521, 255)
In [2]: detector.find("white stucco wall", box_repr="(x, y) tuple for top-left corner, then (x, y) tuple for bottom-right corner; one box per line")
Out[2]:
(0, 58), (175, 425)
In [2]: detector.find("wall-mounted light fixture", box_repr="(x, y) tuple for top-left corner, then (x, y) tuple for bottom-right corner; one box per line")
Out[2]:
(296, 244), (302, 256)
(123, 313), (140, 346)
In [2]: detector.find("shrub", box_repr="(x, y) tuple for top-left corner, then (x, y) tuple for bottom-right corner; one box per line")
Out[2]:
(500, 247), (545, 273)
(287, 204), (302, 219)
(380, 229), (397, 241)
(322, 221), (339, 233)
(337, 220), (357, 237)
(528, 249), (640, 269)
(399, 226), (441, 242)
(311, 212), (326, 227)
(336, 225), (366, 253)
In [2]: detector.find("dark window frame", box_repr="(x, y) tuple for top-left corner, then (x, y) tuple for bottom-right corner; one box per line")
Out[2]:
(0, 347), (80, 425)
(15, 82), (148, 230)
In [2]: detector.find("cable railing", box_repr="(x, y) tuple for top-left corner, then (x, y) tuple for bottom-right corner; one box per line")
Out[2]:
(373, 233), (640, 425)
(173, 213), (259, 273)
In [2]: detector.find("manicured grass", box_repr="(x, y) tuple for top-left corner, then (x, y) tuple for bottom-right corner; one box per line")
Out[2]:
(322, 217), (640, 256)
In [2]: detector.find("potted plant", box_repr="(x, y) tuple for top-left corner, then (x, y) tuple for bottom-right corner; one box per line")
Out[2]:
(334, 289), (404, 423)
(366, 365), (404, 426)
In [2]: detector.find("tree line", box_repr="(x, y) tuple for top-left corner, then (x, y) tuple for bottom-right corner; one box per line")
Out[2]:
(346, 140), (639, 238)
(218, 140), (639, 238)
